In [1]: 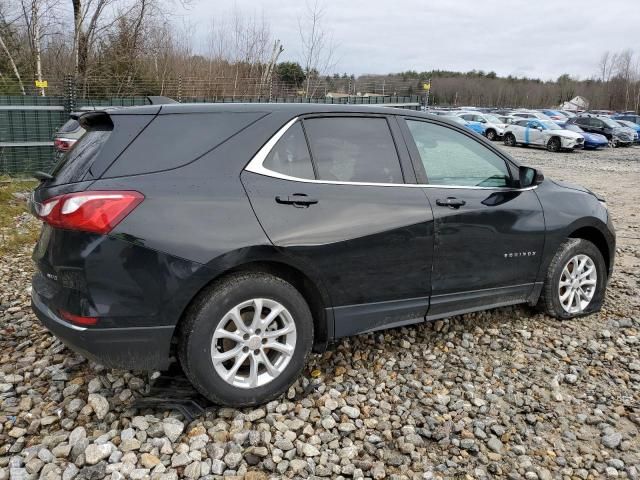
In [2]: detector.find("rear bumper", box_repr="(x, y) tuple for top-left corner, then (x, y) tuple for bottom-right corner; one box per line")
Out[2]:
(32, 289), (174, 370)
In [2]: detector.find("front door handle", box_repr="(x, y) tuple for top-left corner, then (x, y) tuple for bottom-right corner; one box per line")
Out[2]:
(436, 197), (466, 208)
(275, 194), (318, 207)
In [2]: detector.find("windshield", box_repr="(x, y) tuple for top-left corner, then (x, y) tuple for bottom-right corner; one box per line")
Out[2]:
(564, 124), (583, 133)
(601, 117), (620, 128)
(485, 114), (501, 123)
(540, 121), (561, 130)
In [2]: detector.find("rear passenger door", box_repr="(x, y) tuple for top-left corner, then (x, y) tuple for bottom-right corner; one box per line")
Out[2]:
(241, 114), (434, 338)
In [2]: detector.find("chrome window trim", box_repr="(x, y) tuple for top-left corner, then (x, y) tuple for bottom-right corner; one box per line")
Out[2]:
(244, 116), (538, 192)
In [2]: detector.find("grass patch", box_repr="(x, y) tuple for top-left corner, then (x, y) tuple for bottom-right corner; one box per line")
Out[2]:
(0, 177), (40, 255)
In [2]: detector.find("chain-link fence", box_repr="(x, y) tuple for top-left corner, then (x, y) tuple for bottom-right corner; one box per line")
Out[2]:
(0, 76), (423, 177)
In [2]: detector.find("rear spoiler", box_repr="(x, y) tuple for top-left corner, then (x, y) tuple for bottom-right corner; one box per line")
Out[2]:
(77, 111), (114, 131)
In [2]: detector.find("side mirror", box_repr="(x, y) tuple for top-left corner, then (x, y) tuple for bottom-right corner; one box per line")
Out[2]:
(519, 166), (544, 188)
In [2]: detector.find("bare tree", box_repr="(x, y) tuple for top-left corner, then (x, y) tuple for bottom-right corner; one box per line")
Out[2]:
(298, 0), (335, 97)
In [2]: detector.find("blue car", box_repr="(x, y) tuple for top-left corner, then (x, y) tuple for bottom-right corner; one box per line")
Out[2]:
(540, 109), (568, 125)
(444, 115), (486, 135)
(563, 124), (608, 149)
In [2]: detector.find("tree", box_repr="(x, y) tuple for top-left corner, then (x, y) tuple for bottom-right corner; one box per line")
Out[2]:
(298, 0), (335, 97)
(275, 61), (305, 87)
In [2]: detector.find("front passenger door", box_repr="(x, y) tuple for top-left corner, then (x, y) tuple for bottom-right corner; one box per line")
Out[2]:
(400, 118), (545, 319)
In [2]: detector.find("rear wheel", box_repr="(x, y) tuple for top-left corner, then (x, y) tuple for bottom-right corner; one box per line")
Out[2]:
(179, 272), (314, 406)
(539, 238), (606, 319)
(547, 136), (561, 152)
(504, 133), (516, 147)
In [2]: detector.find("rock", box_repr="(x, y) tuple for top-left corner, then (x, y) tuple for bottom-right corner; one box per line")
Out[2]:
(162, 420), (184, 442)
(340, 406), (360, 419)
(224, 451), (242, 469)
(602, 432), (623, 449)
(487, 437), (503, 453)
(140, 453), (160, 469)
(301, 443), (320, 457)
(84, 444), (112, 465)
(87, 394), (109, 420)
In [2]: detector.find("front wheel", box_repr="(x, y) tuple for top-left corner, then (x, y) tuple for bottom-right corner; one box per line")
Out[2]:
(504, 133), (516, 147)
(547, 137), (561, 152)
(486, 129), (497, 141)
(179, 272), (314, 406)
(538, 238), (607, 319)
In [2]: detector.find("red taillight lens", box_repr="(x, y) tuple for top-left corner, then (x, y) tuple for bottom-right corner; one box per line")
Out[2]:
(59, 309), (98, 326)
(36, 191), (144, 234)
(54, 138), (76, 152)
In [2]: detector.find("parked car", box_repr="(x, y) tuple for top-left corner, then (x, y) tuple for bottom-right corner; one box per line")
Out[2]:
(496, 115), (520, 125)
(503, 119), (584, 151)
(612, 119), (640, 143)
(442, 115), (486, 135)
(613, 114), (640, 124)
(53, 116), (84, 158)
(456, 112), (507, 140)
(563, 124), (609, 149)
(539, 109), (567, 122)
(567, 116), (634, 147)
(559, 110), (578, 119)
(511, 110), (555, 122)
(30, 104), (615, 406)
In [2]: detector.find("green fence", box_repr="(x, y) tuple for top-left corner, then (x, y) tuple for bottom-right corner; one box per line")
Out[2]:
(0, 94), (422, 177)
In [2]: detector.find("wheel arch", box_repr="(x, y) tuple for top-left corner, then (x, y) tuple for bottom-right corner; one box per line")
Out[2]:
(568, 226), (611, 276)
(172, 256), (333, 355)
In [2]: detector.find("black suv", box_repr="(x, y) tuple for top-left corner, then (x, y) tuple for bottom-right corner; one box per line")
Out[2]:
(30, 104), (615, 406)
(566, 116), (633, 146)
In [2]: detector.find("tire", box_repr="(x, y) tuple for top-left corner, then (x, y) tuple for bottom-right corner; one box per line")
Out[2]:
(547, 136), (561, 152)
(538, 238), (607, 320)
(178, 272), (314, 406)
(504, 133), (516, 147)
(486, 129), (497, 141)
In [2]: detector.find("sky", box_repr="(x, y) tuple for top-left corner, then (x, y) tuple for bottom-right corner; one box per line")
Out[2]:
(180, 0), (639, 80)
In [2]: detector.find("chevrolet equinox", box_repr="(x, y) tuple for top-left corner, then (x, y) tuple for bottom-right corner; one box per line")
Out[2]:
(30, 104), (615, 406)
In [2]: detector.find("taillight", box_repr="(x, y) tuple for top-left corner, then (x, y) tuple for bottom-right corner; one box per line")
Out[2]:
(36, 191), (144, 234)
(54, 138), (76, 152)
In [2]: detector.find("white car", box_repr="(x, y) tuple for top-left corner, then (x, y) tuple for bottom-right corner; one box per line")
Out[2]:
(511, 110), (555, 122)
(503, 119), (584, 152)
(455, 112), (508, 141)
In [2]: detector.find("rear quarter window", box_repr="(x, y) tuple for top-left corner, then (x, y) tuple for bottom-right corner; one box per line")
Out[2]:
(104, 112), (267, 177)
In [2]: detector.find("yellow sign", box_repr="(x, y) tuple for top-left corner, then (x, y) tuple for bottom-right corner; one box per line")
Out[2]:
(35, 80), (48, 88)
(422, 82), (431, 91)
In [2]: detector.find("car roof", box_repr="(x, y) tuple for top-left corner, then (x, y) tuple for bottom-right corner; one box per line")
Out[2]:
(107, 102), (428, 117)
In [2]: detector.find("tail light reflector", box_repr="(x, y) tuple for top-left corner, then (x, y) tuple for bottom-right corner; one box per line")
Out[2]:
(59, 309), (98, 326)
(36, 191), (144, 234)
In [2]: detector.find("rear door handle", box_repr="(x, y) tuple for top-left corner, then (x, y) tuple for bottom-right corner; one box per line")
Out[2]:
(436, 197), (466, 208)
(275, 194), (318, 206)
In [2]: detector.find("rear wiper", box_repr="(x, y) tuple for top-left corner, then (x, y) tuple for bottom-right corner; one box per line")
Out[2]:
(33, 171), (55, 181)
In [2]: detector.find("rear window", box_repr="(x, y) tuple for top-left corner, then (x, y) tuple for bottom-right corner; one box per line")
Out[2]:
(50, 130), (111, 184)
(58, 119), (81, 134)
(303, 117), (403, 184)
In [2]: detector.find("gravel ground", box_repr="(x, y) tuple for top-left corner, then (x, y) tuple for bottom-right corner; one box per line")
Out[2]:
(1, 145), (639, 480)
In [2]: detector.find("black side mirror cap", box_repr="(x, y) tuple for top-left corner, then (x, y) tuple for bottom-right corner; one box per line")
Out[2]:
(519, 166), (544, 188)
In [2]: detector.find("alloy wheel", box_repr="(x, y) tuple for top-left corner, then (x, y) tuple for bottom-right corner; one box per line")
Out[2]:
(558, 254), (597, 314)
(211, 298), (297, 388)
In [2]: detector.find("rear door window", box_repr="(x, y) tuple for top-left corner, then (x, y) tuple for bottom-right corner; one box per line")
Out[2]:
(303, 117), (403, 184)
(263, 122), (315, 179)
